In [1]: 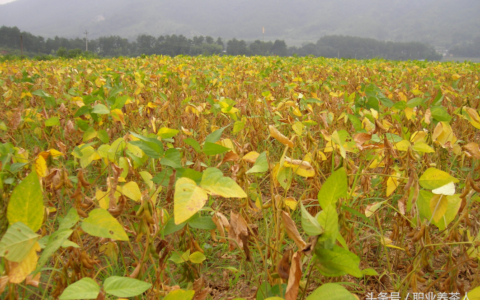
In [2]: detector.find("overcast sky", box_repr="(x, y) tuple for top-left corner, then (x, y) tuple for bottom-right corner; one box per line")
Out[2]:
(0, 0), (16, 4)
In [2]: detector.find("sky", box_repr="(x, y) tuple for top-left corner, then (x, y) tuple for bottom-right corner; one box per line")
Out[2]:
(0, 0), (16, 4)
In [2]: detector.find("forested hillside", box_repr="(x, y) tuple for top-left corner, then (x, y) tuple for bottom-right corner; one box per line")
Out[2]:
(0, 0), (479, 47)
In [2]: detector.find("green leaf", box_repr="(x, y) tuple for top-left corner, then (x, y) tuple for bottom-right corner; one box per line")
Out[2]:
(152, 168), (173, 186)
(317, 167), (347, 209)
(315, 245), (362, 278)
(184, 138), (201, 153)
(83, 127), (97, 142)
(406, 97), (425, 108)
(129, 132), (164, 158)
(233, 120), (245, 134)
(306, 283), (357, 300)
(7, 171), (44, 231)
(200, 168), (247, 198)
(169, 250), (190, 264)
(187, 214), (217, 230)
(362, 268), (379, 276)
(163, 217), (186, 235)
(174, 178), (208, 225)
(97, 129), (110, 143)
(430, 106), (452, 122)
(189, 251), (206, 263)
(36, 229), (73, 272)
(157, 127), (179, 139)
(103, 276), (152, 297)
(317, 204), (339, 249)
(59, 277), (100, 300)
(301, 203), (323, 236)
(419, 168), (458, 190)
(0, 222), (39, 262)
(205, 125), (228, 143)
(246, 151), (268, 174)
(45, 116), (60, 127)
(92, 104), (110, 115)
(161, 148), (182, 169)
(176, 168), (203, 185)
(164, 289), (195, 300)
(277, 166), (292, 190)
(81, 209), (129, 241)
(202, 142), (230, 156)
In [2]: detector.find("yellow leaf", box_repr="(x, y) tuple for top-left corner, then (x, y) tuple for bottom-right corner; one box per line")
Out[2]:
(292, 121), (304, 136)
(111, 109), (125, 124)
(283, 157), (315, 178)
(35, 155), (48, 178)
(284, 197), (298, 211)
(174, 178), (208, 224)
(464, 107), (480, 129)
(385, 244), (405, 251)
(430, 194), (448, 223)
(292, 107), (302, 117)
(331, 130), (346, 159)
(412, 142), (434, 153)
(410, 131), (427, 143)
(48, 149), (64, 157)
(317, 151), (327, 161)
(8, 242), (40, 284)
(452, 74), (461, 80)
(96, 189), (109, 209)
(181, 126), (193, 136)
(432, 121), (457, 148)
(217, 139), (235, 151)
(242, 151), (260, 163)
(404, 107), (414, 120)
(386, 176), (399, 197)
(395, 140), (411, 152)
(95, 77), (104, 87)
(269, 125), (294, 147)
(120, 182), (142, 202)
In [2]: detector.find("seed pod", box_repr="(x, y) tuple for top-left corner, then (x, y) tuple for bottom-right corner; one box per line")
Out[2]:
(412, 224), (425, 242)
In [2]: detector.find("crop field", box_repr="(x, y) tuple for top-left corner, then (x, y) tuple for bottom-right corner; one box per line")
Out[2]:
(0, 56), (479, 300)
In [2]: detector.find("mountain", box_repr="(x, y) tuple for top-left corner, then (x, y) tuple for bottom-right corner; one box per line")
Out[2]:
(1, 0), (479, 47)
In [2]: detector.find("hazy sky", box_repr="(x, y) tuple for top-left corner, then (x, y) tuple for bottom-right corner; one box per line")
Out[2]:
(0, 0), (16, 4)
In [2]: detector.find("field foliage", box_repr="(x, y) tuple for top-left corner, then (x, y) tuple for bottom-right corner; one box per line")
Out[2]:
(0, 56), (479, 299)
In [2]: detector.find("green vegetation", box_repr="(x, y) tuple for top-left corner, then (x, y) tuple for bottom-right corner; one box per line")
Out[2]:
(1, 26), (442, 61)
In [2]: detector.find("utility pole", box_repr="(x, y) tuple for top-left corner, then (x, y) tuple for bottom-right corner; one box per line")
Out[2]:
(20, 35), (24, 56)
(84, 30), (89, 52)
(262, 27), (265, 55)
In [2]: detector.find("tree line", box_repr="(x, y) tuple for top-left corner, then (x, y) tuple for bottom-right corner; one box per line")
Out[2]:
(0, 25), (443, 61)
(449, 36), (480, 57)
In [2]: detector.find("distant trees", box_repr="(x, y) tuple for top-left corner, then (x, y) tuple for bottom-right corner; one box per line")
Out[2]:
(450, 36), (480, 57)
(0, 26), (445, 61)
(288, 35), (442, 60)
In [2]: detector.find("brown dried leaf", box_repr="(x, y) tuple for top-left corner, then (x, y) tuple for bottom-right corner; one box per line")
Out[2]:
(425, 108), (432, 124)
(212, 212), (229, 243)
(221, 151), (240, 165)
(281, 211), (307, 250)
(277, 249), (291, 280)
(165, 169), (177, 203)
(25, 272), (41, 288)
(463, 142), (480, 159)
(354, 133), (372, 150)
(285, 252), (302, 300)
(269, 125), (294, 147)
(0, 276), (8, 294)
